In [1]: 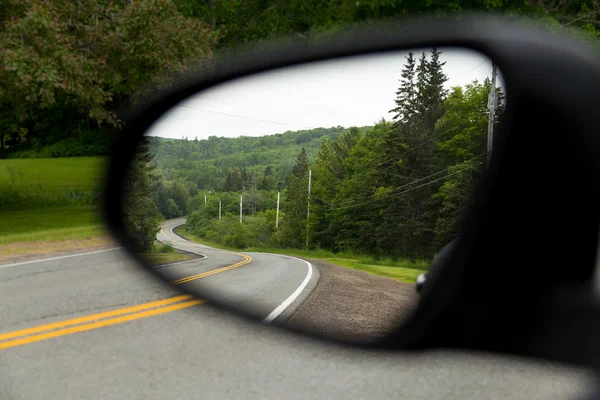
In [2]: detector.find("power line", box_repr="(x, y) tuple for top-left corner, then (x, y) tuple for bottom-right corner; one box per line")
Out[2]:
(461, 59), (490, 78)
(376, 121), (470, 169)
(175, 104), (317, 129)
(322, 154), (483, 209)
(324, 163), (479, 212)
(395, 121), (470, 159)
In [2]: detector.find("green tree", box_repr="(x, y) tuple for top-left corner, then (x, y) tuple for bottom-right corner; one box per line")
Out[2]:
(390, 52), (417, 124)
(280, 147), (310, 248)
(123, 138), (162, 252)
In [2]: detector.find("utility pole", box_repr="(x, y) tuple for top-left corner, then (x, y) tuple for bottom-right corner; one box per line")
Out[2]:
(275, 190), (280, 229)
(219, 200), (221, 220)
(204, 194), (207, 205)
(305, 169), (311, 248)
(240, 195), (243, 223)
(487, 61), (497, 165)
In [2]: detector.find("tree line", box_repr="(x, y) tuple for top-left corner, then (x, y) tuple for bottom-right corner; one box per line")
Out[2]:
(125, 48), (504, 259)
(1, 0), (597, 159)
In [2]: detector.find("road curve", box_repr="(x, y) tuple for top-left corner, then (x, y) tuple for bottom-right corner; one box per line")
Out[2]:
(153, 218), (320, 323)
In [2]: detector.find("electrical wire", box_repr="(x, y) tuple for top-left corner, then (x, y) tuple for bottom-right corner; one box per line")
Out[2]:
(320, 154), (484, 210)
(175, 104), (317, 129)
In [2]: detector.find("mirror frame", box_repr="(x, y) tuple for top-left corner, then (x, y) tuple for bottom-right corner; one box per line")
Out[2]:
(104, 12), (600, 367)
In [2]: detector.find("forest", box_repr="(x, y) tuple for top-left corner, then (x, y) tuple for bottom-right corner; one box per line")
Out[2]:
(125, 48), (504, 259)
(1, 0), (599, 159)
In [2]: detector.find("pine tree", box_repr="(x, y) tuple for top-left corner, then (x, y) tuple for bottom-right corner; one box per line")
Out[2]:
(123, 137), (162, 252)
(390, 52), (416, 124)
(292, 147), (309, 179)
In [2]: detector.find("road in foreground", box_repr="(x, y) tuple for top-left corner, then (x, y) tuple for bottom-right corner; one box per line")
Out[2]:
(0, 239), (596, 398)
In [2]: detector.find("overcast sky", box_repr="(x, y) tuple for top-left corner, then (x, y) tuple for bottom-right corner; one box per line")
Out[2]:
(146, 48), (503, 140)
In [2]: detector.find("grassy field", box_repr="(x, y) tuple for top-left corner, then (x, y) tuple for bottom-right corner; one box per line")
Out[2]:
(0, 157), (109, 260)
(176, 226), (428, 283)
(0, 205), (105, 244)
(0, 157), (106, 211)
(0, 157), (106, 194)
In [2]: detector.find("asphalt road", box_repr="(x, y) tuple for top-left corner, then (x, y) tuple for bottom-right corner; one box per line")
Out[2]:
(0, 235), (597, 399)
(155, 218), (319, 322)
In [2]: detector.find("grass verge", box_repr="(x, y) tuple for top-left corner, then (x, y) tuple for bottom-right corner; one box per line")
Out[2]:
(141, 242), (198, 266)
(176, 226), (427, 283)
(0, 204), (105, 244)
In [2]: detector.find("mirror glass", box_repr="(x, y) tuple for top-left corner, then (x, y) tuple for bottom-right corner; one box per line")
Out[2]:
(122, 47), (506, 343)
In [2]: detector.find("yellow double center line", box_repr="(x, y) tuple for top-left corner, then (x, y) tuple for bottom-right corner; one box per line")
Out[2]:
(0, 250), (251, 350)
(171, 253), (252, 284)
(0, 295), (203, 350)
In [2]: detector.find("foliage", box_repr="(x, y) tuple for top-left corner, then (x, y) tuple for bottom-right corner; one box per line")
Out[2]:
(122, 138), (162, 252)
(0, 0), (216, 156)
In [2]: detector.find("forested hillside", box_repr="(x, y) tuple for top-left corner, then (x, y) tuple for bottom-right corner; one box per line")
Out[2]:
(126, 48), (504, 259)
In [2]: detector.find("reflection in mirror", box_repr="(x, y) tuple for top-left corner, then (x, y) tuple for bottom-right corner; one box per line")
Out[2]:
(123, 47), (506, 343)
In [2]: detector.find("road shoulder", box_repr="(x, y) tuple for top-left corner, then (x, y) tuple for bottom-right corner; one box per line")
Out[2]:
(286, 257), (419, 342)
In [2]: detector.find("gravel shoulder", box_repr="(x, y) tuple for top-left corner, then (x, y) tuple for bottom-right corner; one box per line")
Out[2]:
(286, 258), (420, 342)
(0, 235), (118, 265)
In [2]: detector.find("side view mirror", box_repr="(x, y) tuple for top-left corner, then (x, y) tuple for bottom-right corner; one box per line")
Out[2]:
(416, 239), (459, 294)
(104, 14), (600, 367)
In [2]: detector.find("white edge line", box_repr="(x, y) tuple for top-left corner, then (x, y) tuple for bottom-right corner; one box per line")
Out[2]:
(165, 220), (313, 324)
(262, 256), (313, 324)
(0, 247), (123, 268)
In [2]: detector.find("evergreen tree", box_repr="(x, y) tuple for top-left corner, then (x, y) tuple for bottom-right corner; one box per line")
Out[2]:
(123, 137), (162, 252)
(390, 52), (417, 124)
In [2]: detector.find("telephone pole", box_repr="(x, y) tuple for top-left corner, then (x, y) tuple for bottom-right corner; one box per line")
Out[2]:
(487, 61), (497, 165)
(305, 169), (311, 248)
(239, 195), (243, 223)
(219, 200), (221, 220)
(275, 190), (280, 229)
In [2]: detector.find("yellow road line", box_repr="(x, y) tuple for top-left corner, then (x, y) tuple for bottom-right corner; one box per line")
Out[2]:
(0, 295), (193, 342)
(171, 253), (252, 285)
(0, 299), (204, 350)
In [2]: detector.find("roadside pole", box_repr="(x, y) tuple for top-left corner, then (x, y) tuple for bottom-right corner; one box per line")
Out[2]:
(487, 61), (497, 165)
(276, 190), (280, 229)
(306, 169), (311, 248)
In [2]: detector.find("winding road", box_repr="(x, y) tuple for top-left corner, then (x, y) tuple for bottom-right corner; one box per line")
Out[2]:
(154, 218), (319, 323)
(0, 221), (595, 399)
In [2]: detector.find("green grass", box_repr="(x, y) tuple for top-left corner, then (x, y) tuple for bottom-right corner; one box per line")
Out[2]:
(326, 258), (423, 283)
(0, 156), (107, 245)
(0, 156), (106, 211)
(0, 157), (106, 193)
(141, 241), (196, 266)
(177, 225), (428, 283)
(0, 204), (105, 244)
(142, 253), (195, 266)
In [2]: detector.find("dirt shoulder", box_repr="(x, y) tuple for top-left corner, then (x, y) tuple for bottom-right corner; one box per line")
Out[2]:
(286, 258), (419, 342)
(0, 235), (118, 265)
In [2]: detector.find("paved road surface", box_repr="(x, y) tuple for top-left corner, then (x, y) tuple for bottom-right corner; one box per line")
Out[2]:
(0, 236), (596, 399)
(156, 218), (319, 322)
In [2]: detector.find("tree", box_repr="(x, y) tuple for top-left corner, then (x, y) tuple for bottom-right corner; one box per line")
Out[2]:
(431, 79), (504, 247)
(280, 148), (311, 248)
(390, 52), (417, 124)
(0, 0), (217, 153)
(261, 166), (277, 191)
(122, 137), (162, 252)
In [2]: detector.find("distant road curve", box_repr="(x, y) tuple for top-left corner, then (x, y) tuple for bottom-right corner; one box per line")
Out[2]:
(154, 218), (320, 324)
